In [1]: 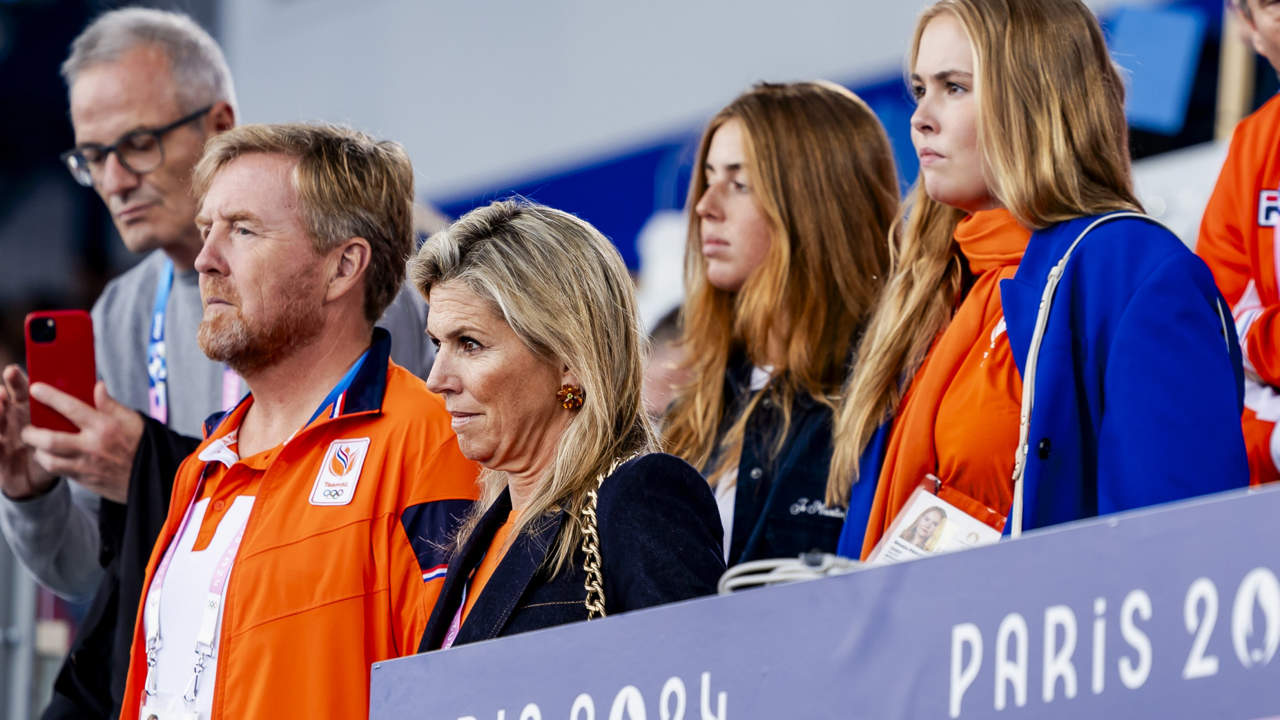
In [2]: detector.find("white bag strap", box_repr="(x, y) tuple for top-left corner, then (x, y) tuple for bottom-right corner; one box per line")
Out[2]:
(1009, 212), (1157, 537)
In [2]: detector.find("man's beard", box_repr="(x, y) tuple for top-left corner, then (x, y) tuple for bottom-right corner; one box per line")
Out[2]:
(198, 279), (325, 375)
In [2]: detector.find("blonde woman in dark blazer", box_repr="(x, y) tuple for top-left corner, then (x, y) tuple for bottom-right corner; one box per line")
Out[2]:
(413, 200), (725, 649)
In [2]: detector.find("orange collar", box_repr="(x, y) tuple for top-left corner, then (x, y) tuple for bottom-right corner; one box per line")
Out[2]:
(955, 208), (1030, 273)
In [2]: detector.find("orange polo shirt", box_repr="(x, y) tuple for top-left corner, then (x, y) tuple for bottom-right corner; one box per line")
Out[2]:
(120, 345), (481, 720)
(190, 437), (265, 550)
(862, 209), (1029, 558)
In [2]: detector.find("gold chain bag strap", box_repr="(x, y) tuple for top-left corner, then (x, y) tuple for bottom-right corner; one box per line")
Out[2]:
(581, 453), (640, 620)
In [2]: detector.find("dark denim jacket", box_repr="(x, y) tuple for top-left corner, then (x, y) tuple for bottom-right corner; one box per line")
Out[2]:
(712, 355), (846, 565)
(418, 453), (724, 651)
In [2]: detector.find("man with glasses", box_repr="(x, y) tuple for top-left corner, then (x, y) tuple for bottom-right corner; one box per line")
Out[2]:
(61, 103), (217, 191)
(1198, 0), (1280, 486)
(0, 8), (436, 718)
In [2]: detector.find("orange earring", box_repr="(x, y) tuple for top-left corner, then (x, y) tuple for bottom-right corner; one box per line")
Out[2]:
(556, 384), (585, 411)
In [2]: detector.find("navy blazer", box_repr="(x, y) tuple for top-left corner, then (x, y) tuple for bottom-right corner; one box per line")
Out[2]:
(418, 453), (725, 651)
(711, 355), (846, 565)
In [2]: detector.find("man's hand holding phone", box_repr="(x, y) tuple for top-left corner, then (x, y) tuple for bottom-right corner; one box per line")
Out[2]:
(22, 380), (143, 504)
(2, 309), (148, 504)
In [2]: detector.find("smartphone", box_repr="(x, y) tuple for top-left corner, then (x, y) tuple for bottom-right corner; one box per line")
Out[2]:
(24, 311), (96, 433)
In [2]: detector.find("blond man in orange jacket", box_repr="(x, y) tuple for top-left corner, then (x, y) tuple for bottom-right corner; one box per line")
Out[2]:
(118, 123), (479, 720)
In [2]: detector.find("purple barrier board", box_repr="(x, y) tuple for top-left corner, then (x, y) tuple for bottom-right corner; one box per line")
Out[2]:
(371, 485), (1280, 719)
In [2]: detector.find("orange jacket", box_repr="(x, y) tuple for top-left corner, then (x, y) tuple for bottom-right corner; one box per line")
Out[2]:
(119, 332), (479, 719)
(1198, 93), (1280, 484)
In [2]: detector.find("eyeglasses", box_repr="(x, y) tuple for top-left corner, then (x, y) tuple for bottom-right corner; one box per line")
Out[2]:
(59, 105), (213, 187)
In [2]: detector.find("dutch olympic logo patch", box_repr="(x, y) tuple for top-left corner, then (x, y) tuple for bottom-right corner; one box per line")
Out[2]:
(310, 437), (370, 506)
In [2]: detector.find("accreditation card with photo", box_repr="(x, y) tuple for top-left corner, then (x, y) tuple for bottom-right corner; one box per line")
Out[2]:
(866, 476), (1003, 565)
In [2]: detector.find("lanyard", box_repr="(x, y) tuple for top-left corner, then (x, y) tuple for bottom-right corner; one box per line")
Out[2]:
(147, 260), (241, 424)
(141, 348), (369, 705)
(442, 586), (467, 649)
(142, 474), (249, 705)
(305, 350), (368, 426)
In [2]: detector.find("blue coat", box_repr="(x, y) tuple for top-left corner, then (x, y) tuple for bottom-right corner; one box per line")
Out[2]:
(838, 213), (1248, 555)
(418, 453), (725, 650)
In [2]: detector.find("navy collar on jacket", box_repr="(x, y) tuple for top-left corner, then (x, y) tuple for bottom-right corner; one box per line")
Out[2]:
(419, 488), (567, 651)
(723, 349), (757, 400)
(200, 327), (393, 439)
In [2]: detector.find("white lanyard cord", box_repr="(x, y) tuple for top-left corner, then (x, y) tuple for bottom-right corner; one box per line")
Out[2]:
(143, 470), (249, 705)
(1010, 212), (1155, 537)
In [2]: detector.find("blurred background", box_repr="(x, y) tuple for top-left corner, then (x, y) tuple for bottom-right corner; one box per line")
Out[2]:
(0, 0), (1274, 716)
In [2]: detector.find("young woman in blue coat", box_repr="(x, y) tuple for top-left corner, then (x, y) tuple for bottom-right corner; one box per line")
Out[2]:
(826, 0), (1249, 557)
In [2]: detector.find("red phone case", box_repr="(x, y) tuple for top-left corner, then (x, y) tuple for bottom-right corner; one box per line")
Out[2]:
(25, 311), (96, 433)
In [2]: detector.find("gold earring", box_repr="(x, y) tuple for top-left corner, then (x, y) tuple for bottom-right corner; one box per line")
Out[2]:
(556, 384), (585, 411)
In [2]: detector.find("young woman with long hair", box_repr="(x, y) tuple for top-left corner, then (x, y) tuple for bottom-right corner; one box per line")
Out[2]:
(827, 0), (1248, 559)
(663, 81), (899, 564)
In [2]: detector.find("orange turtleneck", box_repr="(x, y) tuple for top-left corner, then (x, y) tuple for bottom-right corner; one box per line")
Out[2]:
(861, 208), (1032, 559)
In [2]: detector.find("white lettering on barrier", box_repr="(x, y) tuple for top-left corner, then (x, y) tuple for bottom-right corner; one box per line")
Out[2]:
(610, 686), (645, 720)
(1091, 598), (1106, 695)
(1182, 578), (1220, 679)
(1232, 567), (1280, 669)
(950, 622), (983, 718)
(1118, 589), (1152, 690)
(1042, 605), (1078, 703)
(429, 563), (1280, 720)
(941, 569), (1280, 717)
(571, 694), (595, 720)
(450, 567), (1274, 720)
(948, 588), (1158, 717)
(660, 676), (686, 720)
(700, 672), (726, 720)
(994, 613), (1028, 710)
(454, 673), (722, 720)
(456, 569), (1271, 720)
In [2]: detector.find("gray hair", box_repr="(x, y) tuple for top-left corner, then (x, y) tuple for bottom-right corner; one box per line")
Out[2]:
(62, 7), (238, 116)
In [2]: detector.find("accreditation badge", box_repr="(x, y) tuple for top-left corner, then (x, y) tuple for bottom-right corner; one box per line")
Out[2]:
(866, 476), (1003, 566)
(139, 700), (200, 720)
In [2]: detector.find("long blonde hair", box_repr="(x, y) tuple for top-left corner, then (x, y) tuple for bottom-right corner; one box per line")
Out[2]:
(826, 0), (1142, 505)
(409, 200), (657, 574)
(663, 81), (898, 480)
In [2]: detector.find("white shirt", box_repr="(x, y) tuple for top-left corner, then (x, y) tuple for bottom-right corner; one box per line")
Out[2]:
(712, 365), (773, 562)
(141, 493), (254, 718)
